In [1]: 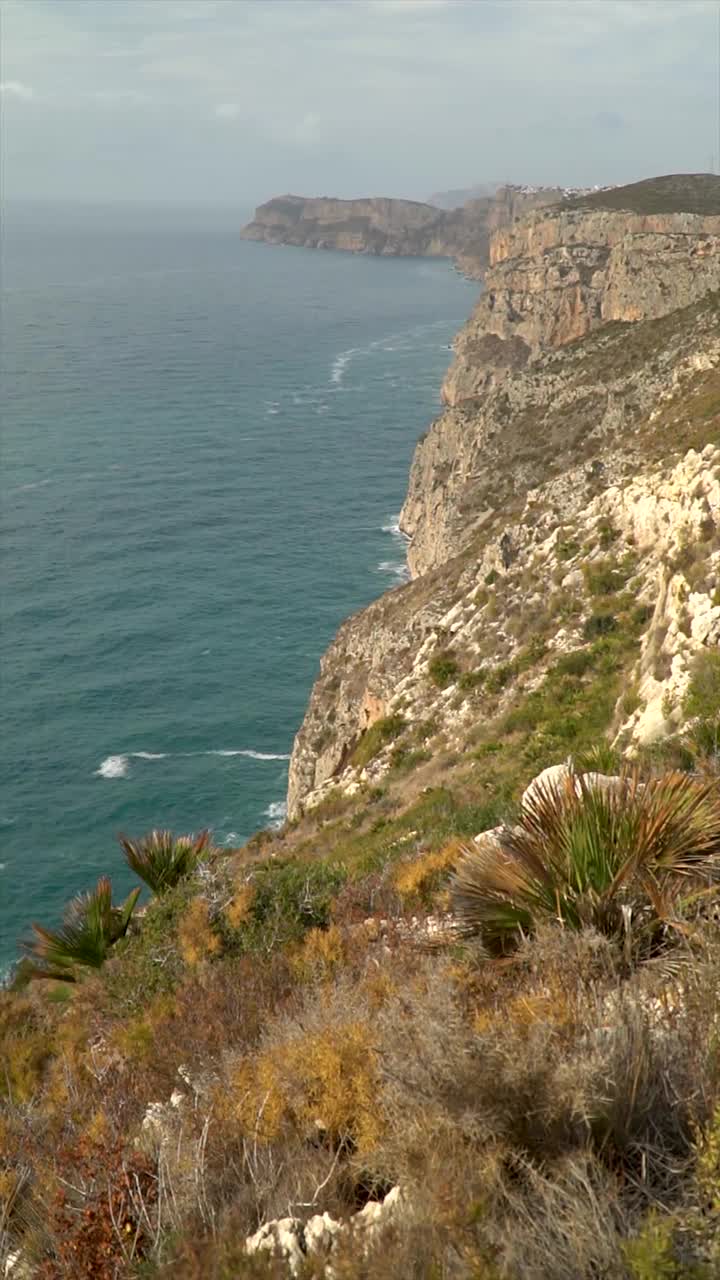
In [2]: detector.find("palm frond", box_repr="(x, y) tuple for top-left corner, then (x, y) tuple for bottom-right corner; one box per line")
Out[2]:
(22, 876), (141, 981)
(118, 829), (211, 893)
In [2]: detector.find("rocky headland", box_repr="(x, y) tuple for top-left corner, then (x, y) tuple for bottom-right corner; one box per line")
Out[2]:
(240, 184), (571, 277)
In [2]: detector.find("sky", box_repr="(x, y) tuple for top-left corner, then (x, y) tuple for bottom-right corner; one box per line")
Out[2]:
(1, 0), (718, 208)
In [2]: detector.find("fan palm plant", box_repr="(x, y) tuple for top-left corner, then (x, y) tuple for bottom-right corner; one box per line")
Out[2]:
(451, 769), (720, 958)
(118, 828), (211, 894)
(23, 876), (140, 981)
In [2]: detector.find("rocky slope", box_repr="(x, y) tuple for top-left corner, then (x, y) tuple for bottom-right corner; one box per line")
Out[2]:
(240, 185), (568, 277)
(287, 175), (720, 818)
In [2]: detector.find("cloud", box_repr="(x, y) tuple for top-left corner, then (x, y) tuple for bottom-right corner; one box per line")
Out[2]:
(214, 101), (241, 119)
(0, 0), (716, 203)
(0, 80), (34, 100)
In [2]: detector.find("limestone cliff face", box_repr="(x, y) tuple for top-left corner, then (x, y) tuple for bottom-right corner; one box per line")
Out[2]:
(403, 198), (720, 577)
(241, 186), (565, 277)
(441, 208), (720, 409)
(241, 195), (445, 256)
(285, 176), (720, 820)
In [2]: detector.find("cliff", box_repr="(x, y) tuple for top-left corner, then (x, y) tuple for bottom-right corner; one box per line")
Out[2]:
(240, 185), (568, 276)
(287, 174), (720, 817)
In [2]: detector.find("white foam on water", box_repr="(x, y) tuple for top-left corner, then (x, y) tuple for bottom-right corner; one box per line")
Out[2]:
(209, 749), (291, 761)
(330, 348), (357, 385)
(377, 560), (411, 583)
(9, 477), (55, 495)
(95, 748), (289, 776)
(381, 513), (405, 537)
(0, 863), (6, 872)
(264, 800), (288, 829)
(95, 754), (130, 779)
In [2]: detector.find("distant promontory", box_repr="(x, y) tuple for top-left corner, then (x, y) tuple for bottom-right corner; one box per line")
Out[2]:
(240, 185), (571, 278)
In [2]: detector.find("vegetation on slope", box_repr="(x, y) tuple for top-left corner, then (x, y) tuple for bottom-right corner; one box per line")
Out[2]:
(2, 640), (720, 1278)
(562, 173), (720, 215)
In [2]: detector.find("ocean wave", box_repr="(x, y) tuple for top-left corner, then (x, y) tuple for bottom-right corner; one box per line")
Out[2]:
(377, 560), (411, 583)
(95, 747), (289, 777)
(330, 322), (451, 392)
(381, 513), (409, 540)
(7, 477), (55, 495)
(95, 754), (130, 779)
(208, 749), (291, 761)
(264, 800), (288, 829)
(330, 348), (358, 386)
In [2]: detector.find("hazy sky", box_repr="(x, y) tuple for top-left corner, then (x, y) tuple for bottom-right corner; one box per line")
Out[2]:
(1, 0), (718, 207)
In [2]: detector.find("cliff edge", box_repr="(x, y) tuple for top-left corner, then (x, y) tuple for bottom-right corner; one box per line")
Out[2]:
(287, 175), (720, 817)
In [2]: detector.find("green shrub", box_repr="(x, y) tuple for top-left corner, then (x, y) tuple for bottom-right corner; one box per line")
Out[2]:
(583, 559), (628, 596)
(556, 648), (594, 677)
(583, 612), (617, 639)
(486, 662), (515, 694)
(622, 1213), (683, 1279)
(389, 745), (432, 773)
(597, 521), (619, 550)
(458, 668), (486, 691)
(557, 537), (581, 561)
(119, 829), (212, 893)
(244, 860), (348, 948)
(351, 714), (405, 769)
(428, 650), (460, 688)
(683, 650), (720, 720)
(451, 770), (720, 956)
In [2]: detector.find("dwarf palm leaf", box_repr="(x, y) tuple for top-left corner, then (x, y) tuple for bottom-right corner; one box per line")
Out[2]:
(118, 829), (211, 893)
(23, 876), (140, 981)
(451, 770), (720, 956)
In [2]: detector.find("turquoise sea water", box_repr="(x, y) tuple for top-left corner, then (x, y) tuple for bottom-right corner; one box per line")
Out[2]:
(0, 204), (475, 970)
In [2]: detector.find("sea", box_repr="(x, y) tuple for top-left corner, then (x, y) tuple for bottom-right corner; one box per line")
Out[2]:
(0, 202), (476, 972)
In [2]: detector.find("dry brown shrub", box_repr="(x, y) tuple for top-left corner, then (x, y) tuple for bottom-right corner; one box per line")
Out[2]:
(229, 1016), (382, 1153)
(393, 840), (460, 903)
(224, 882), (256, 930)
(178, 897), (223, 967)
(34, 1137), (158, 1280)
(289, 924), (347, 983)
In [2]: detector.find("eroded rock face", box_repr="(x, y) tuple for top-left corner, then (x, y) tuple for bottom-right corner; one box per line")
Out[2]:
(285, 177), (719, 821)
(442, 209), (720, 410)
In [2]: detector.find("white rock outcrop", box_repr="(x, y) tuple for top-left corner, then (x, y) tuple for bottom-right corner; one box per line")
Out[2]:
(245, 1186), (407, 1275)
